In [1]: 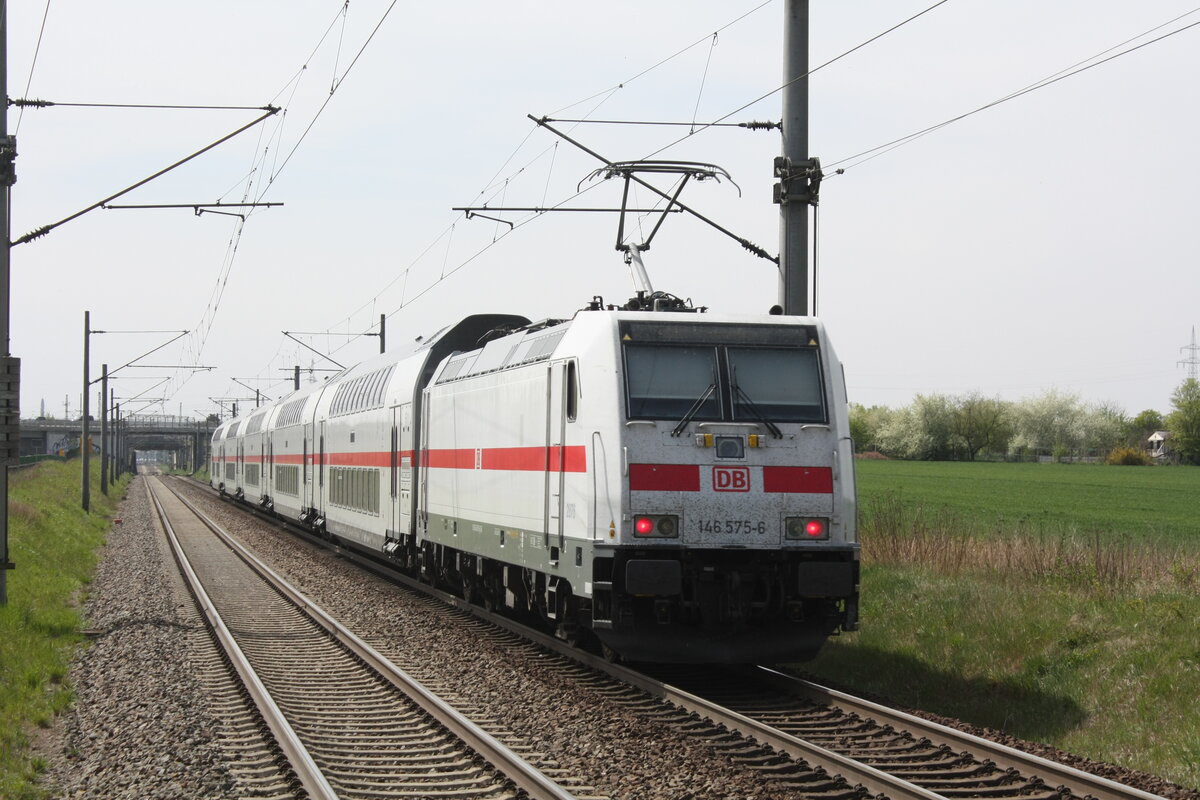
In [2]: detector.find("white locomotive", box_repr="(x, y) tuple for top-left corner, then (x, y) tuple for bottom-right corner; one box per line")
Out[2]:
(212, 298), (860, 663)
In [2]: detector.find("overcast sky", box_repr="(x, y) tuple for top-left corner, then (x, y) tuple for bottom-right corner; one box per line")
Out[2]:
(7, 1), (1198, 422)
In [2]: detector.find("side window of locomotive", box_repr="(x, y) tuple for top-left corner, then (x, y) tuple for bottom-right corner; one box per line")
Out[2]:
(728, 346), (825, 423)
(566, 361), (578, 422)
(624, 345), (720, 420)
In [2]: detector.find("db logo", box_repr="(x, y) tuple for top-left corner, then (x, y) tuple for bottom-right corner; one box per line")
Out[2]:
(713, 466), (750, 492)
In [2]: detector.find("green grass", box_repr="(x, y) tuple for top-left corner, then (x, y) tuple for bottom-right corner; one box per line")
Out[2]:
(796, 460), (1200, 790)
(0, 460), (129, 800)
(805, 563), (1200, 788)
(855, 459), (1200, 546)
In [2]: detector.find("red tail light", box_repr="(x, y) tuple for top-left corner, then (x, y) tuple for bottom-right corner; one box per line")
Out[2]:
(633, 514), (679, 538)
(785, 516), (830, 541)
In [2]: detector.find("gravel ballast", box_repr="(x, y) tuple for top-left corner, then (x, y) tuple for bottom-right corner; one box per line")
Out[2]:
(36, 478), (238, 799)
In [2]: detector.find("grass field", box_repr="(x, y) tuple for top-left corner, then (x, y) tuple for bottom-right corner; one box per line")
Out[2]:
(0, 461), (128, 800)
(854, 459), (1200, 546)
(799, 459), (1200, 789)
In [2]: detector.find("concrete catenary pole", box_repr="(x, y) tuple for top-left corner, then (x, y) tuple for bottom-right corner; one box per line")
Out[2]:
(109, 387), (115, 479)
(0, 2), (17, 605)
(114, 403), (121, 478)
(100, 364), (108, 495)
(778, 0), (810, 316)
(82, 312), (90, 512)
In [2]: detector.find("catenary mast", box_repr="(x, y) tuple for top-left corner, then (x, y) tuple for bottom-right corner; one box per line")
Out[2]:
(777, 0), (821, 316)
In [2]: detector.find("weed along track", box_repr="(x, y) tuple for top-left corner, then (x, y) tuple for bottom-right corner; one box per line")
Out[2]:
(147, 476), (583, 800)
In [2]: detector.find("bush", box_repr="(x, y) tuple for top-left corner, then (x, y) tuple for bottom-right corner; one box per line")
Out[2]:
(1106, 446), (1152, 466)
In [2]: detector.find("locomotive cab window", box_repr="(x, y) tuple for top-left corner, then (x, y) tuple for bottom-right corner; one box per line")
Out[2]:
(625, 345), (721, 420)
(729, 347), (824, 423)
(621, 323), (826, 425)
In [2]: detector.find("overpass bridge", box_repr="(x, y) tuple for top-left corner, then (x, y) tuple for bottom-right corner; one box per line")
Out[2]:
(20, 414), (217, 472)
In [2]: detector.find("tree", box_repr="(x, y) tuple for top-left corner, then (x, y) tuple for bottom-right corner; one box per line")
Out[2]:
(876, 394), (955, 460)
(1166, 378), (1200, 465)
(1127, 408), (1165, 448)
(950, 392), (1013, 460)
(849, 403), (891, 453)
(1079, 401), (1127, 457)
(1011, 389), (1084, 460)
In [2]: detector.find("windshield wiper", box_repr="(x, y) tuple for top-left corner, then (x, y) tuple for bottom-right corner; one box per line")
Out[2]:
(733, 384), (782, 438)
(671, 383), (717, 437)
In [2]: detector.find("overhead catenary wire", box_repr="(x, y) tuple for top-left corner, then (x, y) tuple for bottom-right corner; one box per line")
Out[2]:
(169, 0), (401, 411)
(312, 2), (783, 356)
(827, 8), (1200, 172)
(258, 0), (400, 193)
(324, 0), (957, 355)
(548, 0), (776, 118)
(358, 0), (1195, 361)
(330, 0), (351, 94)
(14, 0), (52, 135)
(640, 0), (955, 162)
(218, 1), (969, 398)
(463, 1), (776, 215)
(690, 33), (720, 134)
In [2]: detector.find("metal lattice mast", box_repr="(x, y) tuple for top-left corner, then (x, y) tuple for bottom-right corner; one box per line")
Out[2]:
(1180, 326), (1200, 381)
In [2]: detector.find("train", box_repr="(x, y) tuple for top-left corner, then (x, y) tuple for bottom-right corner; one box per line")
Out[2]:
(211, 295), (860, 663)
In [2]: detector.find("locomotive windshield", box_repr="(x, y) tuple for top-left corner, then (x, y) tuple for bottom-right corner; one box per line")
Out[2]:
(729, 347), (823, 422)
(626, 346), (722, 420)
(620, 322), (827, 425)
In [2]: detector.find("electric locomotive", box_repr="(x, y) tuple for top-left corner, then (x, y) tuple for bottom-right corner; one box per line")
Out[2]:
(213, 297), (859, 663)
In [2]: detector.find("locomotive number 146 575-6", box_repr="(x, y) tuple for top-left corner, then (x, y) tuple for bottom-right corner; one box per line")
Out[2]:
(696, 519), (767, 535)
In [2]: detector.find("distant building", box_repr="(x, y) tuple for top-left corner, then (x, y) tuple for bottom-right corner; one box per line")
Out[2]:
(1148, 430), (1172, 460)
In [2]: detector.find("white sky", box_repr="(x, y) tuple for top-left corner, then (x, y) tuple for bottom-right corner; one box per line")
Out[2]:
(7, 1), (1199, 421)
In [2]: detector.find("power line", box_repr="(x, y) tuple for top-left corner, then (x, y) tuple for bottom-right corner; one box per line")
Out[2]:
(14, 0), (52, 134)
(827, 9), (1200, 172)
(259, 0), (400, 191)
(314, 2), (786, 352)
(169, 1), (399, 406)
(641, 0), (955, 161)
(364, 1), (951, 339)
(549, 0), (776, 118)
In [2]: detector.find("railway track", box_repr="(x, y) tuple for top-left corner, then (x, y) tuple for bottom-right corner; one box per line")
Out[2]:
(146, 476), (588, 800)
(171, 477), (1176, 800)
(630, 664), (1178, 800)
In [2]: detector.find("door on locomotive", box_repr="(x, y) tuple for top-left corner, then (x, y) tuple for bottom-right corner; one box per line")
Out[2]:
(544, 360), (568, 560)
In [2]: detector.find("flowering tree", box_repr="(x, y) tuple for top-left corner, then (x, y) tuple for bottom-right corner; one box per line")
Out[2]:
(1167, 378), (1200, 465)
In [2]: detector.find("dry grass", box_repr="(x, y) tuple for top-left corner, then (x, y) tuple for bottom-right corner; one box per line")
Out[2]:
(861, 492), (1200, 594)
(7, 501), (43, 525)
